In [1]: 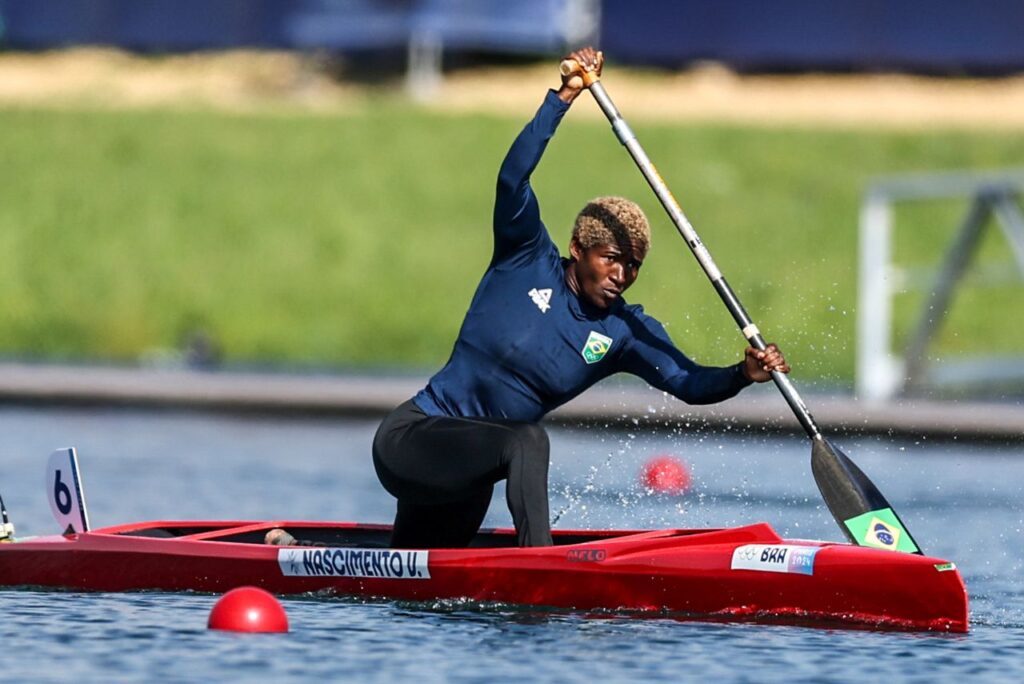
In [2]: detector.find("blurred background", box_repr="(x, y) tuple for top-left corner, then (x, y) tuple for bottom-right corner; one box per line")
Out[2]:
(2, 7), (1022, 676)
(1, 0), (1022, 409)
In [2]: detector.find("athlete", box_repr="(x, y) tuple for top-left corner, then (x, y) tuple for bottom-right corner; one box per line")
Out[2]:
(372, 47), (790, 549)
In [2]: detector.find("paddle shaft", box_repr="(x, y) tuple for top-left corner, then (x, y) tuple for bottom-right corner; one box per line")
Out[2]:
(574, 74), (821, 440)
(561, 60), (923, 552)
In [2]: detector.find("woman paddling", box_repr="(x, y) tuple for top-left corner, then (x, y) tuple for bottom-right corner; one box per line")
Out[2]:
(372, 47), (789, 549)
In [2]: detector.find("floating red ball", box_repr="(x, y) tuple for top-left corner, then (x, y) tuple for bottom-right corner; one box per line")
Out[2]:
(208, 586), (289, 633)
(641, 456), (691, 494)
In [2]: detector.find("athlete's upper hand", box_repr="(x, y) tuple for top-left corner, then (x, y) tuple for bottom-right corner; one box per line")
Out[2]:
(557, 47), (603, 104)
(742, 343), (790, 383)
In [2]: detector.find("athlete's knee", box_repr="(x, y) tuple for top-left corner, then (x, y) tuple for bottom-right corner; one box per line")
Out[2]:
(510, 423), (550, 463)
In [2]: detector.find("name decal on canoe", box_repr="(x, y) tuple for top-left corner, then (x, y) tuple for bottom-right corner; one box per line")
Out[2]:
(730, 544), (820, 576)
(278, 548), (431, 579)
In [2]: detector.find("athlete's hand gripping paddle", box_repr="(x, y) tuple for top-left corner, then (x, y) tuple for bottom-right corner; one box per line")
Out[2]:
(561, 57), (922, 554)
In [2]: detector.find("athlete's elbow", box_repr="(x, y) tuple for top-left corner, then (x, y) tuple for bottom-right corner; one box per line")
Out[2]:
(496, 162), (525, 191)
(684, 394), (727, 406)
(671, 380), (731, 406)
(672, 390), (711, 406)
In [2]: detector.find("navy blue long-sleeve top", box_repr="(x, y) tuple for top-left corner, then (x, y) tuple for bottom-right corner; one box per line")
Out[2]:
(413, 90), (751, 422)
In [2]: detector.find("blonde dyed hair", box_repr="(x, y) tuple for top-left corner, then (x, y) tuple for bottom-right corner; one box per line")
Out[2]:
(571, 196), (651, 257)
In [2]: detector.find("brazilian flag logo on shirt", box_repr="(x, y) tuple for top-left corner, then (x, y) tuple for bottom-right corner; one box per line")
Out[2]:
(581, 331), (613, 364)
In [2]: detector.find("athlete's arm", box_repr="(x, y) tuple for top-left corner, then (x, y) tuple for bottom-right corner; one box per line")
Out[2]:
(618, 309), (752, 405)
(492, 92), (569, 261)
(491, 48), (601, 263)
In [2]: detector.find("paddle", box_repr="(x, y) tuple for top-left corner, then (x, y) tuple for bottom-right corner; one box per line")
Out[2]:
(561, 58), (922, 554)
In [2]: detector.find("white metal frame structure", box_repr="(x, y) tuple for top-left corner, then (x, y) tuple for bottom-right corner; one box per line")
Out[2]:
(857, 169), (1024, 401)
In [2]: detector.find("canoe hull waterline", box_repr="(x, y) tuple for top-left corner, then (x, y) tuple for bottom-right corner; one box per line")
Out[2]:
(0, 520), (968, 632)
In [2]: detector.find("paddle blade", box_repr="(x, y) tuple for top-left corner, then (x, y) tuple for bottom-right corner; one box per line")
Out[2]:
(811, 438), (922, 554)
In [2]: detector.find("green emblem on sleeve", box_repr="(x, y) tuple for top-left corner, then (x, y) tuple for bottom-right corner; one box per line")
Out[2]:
(581, 331), (613, 364)
(843, 507), (919, 554)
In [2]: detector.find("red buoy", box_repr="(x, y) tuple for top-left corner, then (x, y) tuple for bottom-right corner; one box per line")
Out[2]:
(208, 586), (289, 633)
(641, 456), (691, 495)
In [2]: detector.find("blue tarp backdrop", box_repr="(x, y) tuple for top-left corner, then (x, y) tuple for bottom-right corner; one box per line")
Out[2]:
(600, 0), (1024, 73)
(1, 0), (1022, 73)
(0, 0), (295, 50)
(0, 0), (573, 54)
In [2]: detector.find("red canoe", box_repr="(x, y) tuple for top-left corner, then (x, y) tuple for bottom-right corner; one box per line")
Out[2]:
(0, 520), (968, 632)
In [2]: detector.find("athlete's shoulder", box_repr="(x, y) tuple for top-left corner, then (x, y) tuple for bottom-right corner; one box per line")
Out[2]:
(492, 225), (562, 271)
(611, 300), (670, 341)
(617, 300), (652, 322)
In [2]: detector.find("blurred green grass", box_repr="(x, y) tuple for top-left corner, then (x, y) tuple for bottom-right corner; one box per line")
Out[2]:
(1, 103), (1022, 384)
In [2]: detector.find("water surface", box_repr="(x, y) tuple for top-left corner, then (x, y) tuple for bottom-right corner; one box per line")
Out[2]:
(0, 407), (1020, 682)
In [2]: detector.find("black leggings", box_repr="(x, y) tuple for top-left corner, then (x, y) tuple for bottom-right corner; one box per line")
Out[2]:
(372, 400), (552, 548)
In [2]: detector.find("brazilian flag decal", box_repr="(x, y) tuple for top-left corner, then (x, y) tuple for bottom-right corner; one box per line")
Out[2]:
(843, 508), (919, 553)
(581, 331), (613, 364)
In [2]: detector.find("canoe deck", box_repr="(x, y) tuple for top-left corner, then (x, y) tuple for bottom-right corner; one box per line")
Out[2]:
(0, 520), (969, 633)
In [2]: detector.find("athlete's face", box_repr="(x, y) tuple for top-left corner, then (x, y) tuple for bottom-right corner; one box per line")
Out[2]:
(569, 238), (645, 309)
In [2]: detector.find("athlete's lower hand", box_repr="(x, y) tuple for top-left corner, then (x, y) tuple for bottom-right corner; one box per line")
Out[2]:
(742, 344), (790, 383)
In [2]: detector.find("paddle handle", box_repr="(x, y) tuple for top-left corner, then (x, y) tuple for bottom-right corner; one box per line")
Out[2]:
(583, 80), (822, 439)
(559, 58), (601, 88)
